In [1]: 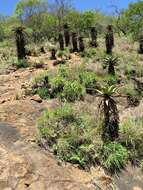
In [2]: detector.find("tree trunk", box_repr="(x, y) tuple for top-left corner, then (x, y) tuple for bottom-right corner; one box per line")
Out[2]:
(51, 48), (56, 60)
(64, 24), (70, 47)
(102, 96), (119, 142)
(15, 27), (26, 60)
(71, 32), (78, 52)
(59, 33), (64, 50)
(108, 62), (115, 76)
(105, 25), (114, 54)
(90, 27), (97, 47)
(139, 38), (143, 54)
(78, 36), (85, 52)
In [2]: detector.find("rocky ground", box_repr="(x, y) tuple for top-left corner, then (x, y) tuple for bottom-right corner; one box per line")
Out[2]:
(0, 59), (143, 189)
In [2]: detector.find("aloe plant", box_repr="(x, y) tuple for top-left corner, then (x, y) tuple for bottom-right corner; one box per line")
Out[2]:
(103, 55), (118, 76)
(90, 27), (98, 47)
(71, 32), (78, 52)
(64, 24), (70, 47)
(96, 85), (119, 142)
(14, 26), (26, 60)
(105, 25), (114, 54)
(78, 36), (85, 52)
(59, 33), (64, 50)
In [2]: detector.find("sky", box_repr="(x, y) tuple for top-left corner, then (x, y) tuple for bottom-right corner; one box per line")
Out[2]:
(0, 0), (139, 16)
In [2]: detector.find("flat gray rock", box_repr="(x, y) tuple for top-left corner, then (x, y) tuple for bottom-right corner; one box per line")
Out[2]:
(0, 122), (20, 147)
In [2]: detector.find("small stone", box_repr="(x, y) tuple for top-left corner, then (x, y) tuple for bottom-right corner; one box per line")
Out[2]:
(31, 95), (42, 103)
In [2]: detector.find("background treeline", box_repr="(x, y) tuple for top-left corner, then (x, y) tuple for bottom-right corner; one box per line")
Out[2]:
(0, 0), (143, 43)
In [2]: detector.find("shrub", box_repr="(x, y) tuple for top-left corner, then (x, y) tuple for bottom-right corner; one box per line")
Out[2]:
(120, 118), (143, 160)
(38, 105), (102, 168)
(32, 60), (44, 68)
(12, 59), (29, 68)
(120, 82), (137, 97)
(101, 143), (129, 173)
(58, 65), (82, 81)
(79, 71), (97, 89)
(32, 71), (49, 85)
(34, 87), (50, 99)
(62, 81), (86, 102)
(80, 48), (97, 58)
(50, 75), (65, 97)
(103, 75), (119, 85)
(32, 71), (50, 99)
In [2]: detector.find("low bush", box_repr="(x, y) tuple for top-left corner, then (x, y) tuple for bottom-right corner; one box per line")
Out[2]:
(34, 87), (50, 99)
(103, 75), (119, 85)
(12, 58), (29, 68)
(80, 48), (97, 58)
(38, 105), (102, 168)
(79, 71), (97, 89)
(101, 143), (129, 173)
(50, 75), (65, 97)
(62, 81), (86, 102)
(32, 71), (49, 85)
(120, 118), (143, 161)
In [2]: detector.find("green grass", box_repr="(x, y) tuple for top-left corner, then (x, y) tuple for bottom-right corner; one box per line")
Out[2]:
(101, 143), (129, 173)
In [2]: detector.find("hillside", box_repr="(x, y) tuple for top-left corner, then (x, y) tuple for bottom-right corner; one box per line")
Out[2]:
(0, 34), (143, 189)
(0, 0), (143, 189)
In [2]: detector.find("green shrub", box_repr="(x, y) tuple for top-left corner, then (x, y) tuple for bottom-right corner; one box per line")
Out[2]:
(120, 82), (137, 97)
(32, 71), (49, 84)
(101, 143), (129, 173)
(32, 60), (44, 68)
(80, 48), (97, 58)
(120, 118), (143, 160)
(104, 75), (119, 85)
(79, 71), (97, 89)
(57, 50), (69, 59)
(38, 105), (102, 168)
(58, 65), (82, 81)
(13, 59), (29, 68)
(58, 66), (71, 78)
(62, 81), (86, 102)
(50, 75), (65, 96)
(34, 87), (50, 99)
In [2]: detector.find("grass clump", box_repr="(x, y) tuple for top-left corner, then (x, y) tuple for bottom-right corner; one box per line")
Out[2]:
(101, 143), (129, 173)
(50, 75), (65, 97)
(62, 81), (86, 102)
(12, 58), (29, 68)
(120, 118), (143, 162)
(34, 87), (50, 99)
(79, 71), (97, 90)
(38, 105), (102, 168)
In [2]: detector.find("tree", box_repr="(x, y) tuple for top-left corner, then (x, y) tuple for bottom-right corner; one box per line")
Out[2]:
(64, 10), (81, 33)
(49, 0), (72, 31)
(15, 0), (48, 42)
(15, 0), (48, 22)
(120, 1), (143, 40)
(80, 11), (95, 32)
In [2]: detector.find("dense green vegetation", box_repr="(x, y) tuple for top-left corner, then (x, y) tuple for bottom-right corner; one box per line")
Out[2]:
(0, 0), (143, 174)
